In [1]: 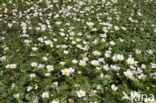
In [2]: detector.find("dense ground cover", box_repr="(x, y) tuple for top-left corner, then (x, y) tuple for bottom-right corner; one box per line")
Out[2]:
(0, 0), (156, 103)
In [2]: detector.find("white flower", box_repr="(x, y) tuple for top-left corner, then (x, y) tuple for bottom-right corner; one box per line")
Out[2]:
(77, 90), (86, 97)
(61, 45), (67, 49)
(114, 26), (119, 30)
(135, 49), (141, 54)
(31, 62), (38, 67)
(105, 53), (110, 58)
(130, 91), (140, 99)
(5, 64), (17, 69)
(79, 60), (87, 67)
(38, 37), (44, 42)
(52, 81), (58, 87)
(32, 47), (38, 51)
(91, 28), (97, 31)
(45, 40), (52, 45)
(46, 65), (54, 72)
(69, 67), (75, 73)
(119, 38), (124, 42)
(103, 27), (108, 33)
(60, 61), (65, 65)
(111, 0), (118, 3)
(96, 84), (102, 90)
(127, 58), (135, 65)
(45, 73), (51, 77)
(53, 38), (58, 42)
(103, 65), (109, 71)
(70, 32), (75, 36)
(61, 69), (70, 76)
(137, 68), (143, 73)
(41, 24), (46, 31)
(110, 65), (121, 71)
(150, 98), (156, 103)
(8, 23), (13, 28)
(101, 38), (106, 42)
(0, 56), (6, 61)
(27, 86), (33, 92)
(100, 33), (107, 37)
(38, 64), (45, 69)
(43, 57), (48, 61)
(111, 84), (118, 91)
(60, 32), (65, 37)
(71, 41), (76, 45)
(77, 32), (82, 36)
(50, 100), (60, 103)
(110, 41), (115, 45)
(98, 58), (104, 62)
(112, 55), (118, 61)
(117, 54), (124, 61)
(53, 0), (58, 3)
(124, 69), (133, 79)
(100, 73), (104, 79)
(141, 64), (146, 69)
(78, 71), (82, 74)
(10, 64), (17, 69)
(147, 49), (154, 55)
(63, 50), (68, 54)
(42, 92), (49, 98)
(86, 22), (94, 27)
(93, 51), (101, 56)
(30, 73), (36, 78)
(13, 93), (20, 99)
(83, 57), (89, 61)
(5, 64), (11, 68)
(91, 60), (100, 66)
(11, 83), (15, 89)
(121, 27), (126, 30)
(138, 73), (146, 80)
(72, 59), (78, 64)
(32, 96), (39, 103)
(144, 98), (152, 103)
(77, 44), (82, 49)
(96, 67), (101, 71)
(151, 63), (156, 68)
(24, 39), (31, 44)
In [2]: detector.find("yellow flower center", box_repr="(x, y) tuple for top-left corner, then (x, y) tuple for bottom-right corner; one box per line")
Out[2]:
(44, 94), (48, 97)
(104, 67), (108, 70)
(142, 66), (145, 68)
(81, 62), (84, 66)
(80, 93), (83, 96)
(93, 93), (97, 96)
(126, 74), (131, 78)
(64, 71), (68, 75)
(112, 86), (116, 90)
(33, 64), (36, 67)
(93, 63), (98, 66)
(133, 94), (137, 98)
(147, 101), (150, 103)
(141, 76), (145, 79)
(128, 61), (131, 64)
(48, 68), (52, 70)
(119, 57), (122, 60)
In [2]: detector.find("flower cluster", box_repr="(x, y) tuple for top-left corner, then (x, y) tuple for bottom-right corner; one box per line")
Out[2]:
(0, 0), (155, 103)
(61, 67), (75, 76)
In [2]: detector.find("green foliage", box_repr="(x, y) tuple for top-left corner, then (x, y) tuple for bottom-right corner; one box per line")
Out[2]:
(0, 0), (156, 103)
